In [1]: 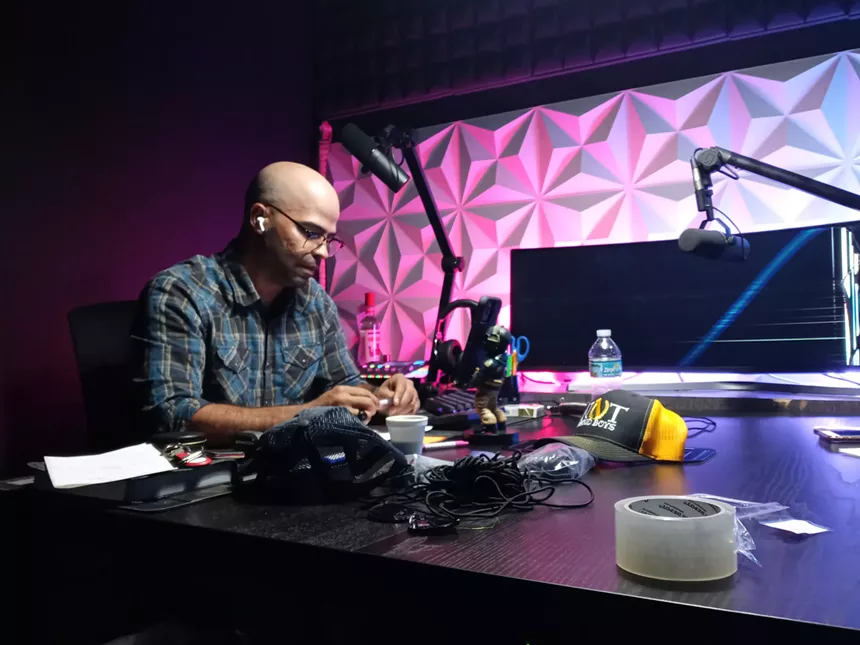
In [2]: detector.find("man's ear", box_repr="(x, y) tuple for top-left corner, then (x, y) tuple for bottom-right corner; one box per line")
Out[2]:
(248, 203), (268, 234)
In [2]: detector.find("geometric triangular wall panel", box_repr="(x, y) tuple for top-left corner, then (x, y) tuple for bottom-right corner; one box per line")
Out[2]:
(328, 50), (860, 361)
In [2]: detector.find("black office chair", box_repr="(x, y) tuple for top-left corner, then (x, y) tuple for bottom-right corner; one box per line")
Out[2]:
(68, 300), (140, 452)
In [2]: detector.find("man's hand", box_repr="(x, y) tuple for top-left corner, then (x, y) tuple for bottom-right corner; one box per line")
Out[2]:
(309, 385), (379, 418)
(377, 374), (420, 415)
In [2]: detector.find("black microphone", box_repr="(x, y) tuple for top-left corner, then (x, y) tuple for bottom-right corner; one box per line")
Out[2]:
(339, 123), (409, 192)
(690, 156), (714, 220)
(678, 228), (749, 262)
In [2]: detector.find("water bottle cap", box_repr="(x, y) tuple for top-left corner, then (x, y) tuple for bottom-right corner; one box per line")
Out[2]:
(364, 293), (375, 307)
(597, 329), (611, 337)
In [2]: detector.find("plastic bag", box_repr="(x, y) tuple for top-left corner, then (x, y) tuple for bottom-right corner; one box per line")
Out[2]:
(407, 454), (454, 483)
(691, 493), (794, 567)
(692, 493), (789, 521)
(518, 443), (596, 481)
(694, 493), (830, 536)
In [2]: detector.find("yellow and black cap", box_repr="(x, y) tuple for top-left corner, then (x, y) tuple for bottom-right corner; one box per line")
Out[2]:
(559, 390), (712, 463)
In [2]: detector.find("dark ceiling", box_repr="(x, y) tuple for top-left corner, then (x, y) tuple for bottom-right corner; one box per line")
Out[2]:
(313, 0), (859, 132)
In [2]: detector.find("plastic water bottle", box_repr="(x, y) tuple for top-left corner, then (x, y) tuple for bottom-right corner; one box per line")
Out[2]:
(588, 329), (622, 398)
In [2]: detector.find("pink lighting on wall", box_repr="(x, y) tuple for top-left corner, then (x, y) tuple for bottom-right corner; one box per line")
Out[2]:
(328, 50), (860, 363)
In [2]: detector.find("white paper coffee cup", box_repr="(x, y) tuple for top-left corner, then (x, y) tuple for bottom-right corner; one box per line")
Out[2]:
(385, 415), (428, 455)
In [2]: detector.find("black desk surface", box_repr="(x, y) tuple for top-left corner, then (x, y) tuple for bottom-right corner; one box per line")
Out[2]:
(12, 415), (860, 642)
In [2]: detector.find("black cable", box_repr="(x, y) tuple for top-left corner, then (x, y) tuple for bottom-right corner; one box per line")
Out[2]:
(684, 416), (717, 439)
(718, 165), (740, 181)
(713, 206), (748, 261)
(521, 374), (557, 385)
(713, 206), (741, 236)
(365, 451), (594, 523)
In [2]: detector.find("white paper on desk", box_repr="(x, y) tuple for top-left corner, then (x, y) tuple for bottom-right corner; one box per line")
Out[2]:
(44, 443), (175, 489)
(760, 519), (831, 535)
(837, 446), (860, 458)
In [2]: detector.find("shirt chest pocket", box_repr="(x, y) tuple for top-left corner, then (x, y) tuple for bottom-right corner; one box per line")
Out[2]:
(282, 344), (323, 402)
(213, 342), (251, 403)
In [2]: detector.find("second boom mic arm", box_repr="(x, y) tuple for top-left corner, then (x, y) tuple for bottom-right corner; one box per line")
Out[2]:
(691, 147), (860, 215)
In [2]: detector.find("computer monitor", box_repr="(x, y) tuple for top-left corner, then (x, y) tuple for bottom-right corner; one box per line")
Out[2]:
(510, 226), (858, 373)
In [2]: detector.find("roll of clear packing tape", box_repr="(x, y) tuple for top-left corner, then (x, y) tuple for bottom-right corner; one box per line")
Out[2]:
(615, 495), (737, 582)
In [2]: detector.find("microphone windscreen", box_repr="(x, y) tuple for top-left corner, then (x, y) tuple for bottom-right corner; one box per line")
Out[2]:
(340, 123), (376, 161)
(678, 228), (749, 261)
(678, 228), (726, 253)
(340, 123), (410, 192)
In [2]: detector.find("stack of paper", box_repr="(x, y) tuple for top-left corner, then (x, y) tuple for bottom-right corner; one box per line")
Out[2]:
(44, 443), (175, 489)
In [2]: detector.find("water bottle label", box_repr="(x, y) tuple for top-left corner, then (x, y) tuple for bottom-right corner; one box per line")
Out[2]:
(590, 359), (622, 378)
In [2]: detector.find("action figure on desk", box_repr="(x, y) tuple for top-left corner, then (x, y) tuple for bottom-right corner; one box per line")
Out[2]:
(468, 325), (512, 433)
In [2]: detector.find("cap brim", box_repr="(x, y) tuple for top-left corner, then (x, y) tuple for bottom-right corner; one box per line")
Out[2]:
(557, 435), (652, 462)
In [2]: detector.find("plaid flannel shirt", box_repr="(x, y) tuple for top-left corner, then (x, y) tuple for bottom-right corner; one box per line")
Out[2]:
(132, 241), (362, 434)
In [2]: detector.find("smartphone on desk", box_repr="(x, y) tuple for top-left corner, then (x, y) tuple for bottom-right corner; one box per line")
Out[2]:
(813, 427), (860, 443)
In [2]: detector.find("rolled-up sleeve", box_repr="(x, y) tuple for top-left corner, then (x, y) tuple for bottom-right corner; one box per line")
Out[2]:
(318, 291), (363, 389)
(132, 276), (209, 435)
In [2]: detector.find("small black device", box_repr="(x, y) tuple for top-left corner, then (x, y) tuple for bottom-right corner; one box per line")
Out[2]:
(814, 427), (860, 443)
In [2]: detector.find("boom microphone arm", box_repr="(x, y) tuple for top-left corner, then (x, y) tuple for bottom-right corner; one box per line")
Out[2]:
(342, 125), (464, 384)
(398, 135), (464, 384)
(693, 147), (860, 215)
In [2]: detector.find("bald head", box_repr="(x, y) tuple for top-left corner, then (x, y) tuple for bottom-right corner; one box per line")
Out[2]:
(244, 162), (339, 229)
(241, 162), (342, 290)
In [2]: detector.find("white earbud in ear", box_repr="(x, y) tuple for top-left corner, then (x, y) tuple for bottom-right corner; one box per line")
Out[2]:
(255, 217), (266, 233)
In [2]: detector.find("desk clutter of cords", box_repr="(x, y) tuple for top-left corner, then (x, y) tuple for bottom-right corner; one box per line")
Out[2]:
(363, 446), (595, 535)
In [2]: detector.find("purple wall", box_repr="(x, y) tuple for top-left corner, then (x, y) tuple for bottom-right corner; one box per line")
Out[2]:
(1, 4), (313, 474)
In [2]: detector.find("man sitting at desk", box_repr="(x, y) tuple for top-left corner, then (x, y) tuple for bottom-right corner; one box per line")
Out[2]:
(133, 161), (419, 443)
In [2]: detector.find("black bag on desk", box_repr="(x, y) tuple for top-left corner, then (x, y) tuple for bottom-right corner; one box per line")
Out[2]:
(238, 406), (407, 504)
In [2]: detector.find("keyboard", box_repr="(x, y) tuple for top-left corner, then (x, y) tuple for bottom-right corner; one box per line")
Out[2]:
(420, 389), (477, 431)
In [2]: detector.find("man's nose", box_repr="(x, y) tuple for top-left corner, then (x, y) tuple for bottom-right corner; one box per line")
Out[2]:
(311, 243), (330, 260)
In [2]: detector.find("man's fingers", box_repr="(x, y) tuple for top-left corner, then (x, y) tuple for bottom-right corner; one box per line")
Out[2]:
(388, 390), (419, 415)
(338, 385), (379, 405)
(392, 376), (409, 406)
(345, 393), (378, 417)
(405, 389), (420, 413)
(375, 385), (394, 402)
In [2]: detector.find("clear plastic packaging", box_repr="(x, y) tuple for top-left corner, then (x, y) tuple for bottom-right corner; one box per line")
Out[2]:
(692, 493), (789, 521)
(407, 454), (454, 482)
(691, 493), (795, 567)
(518, 443), (596, 481)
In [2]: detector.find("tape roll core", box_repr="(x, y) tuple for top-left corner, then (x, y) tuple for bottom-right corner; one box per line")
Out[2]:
(615, 495), (737, 582)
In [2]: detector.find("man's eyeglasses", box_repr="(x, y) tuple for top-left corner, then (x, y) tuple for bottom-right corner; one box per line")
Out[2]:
(262, 203), (345, 256)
